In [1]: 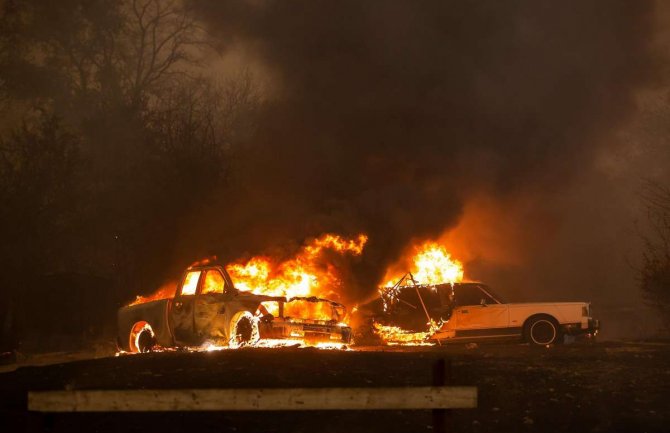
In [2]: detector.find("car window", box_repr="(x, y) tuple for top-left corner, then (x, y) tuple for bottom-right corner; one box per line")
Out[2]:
(454, 285), (484, 306)
(479, 284), (507, 303)
(476, 285), (499, 305)
(202, 270), (226, 294)
(180, 270), (201, 296)
(391, 286), (445, 324)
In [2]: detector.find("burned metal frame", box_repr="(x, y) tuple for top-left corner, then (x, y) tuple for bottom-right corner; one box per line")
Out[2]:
(118, 263), (353, 351)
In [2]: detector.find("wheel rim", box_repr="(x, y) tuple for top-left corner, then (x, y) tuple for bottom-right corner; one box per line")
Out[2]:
(530, 320), (556, 345)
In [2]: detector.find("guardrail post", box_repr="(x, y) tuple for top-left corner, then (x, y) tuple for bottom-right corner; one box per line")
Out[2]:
(432, 358), (453, 432)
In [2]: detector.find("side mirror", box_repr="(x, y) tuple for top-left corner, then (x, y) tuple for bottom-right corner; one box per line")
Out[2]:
(480, 299), (488, 307)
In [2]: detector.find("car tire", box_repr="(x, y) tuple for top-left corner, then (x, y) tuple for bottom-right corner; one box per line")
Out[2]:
(524, 315), (561, 346)
(229, 311), (260, 348)
(129, 321), (156, 353)
(137, 329), (156, 352)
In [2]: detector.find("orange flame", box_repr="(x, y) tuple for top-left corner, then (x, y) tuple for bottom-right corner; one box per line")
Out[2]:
(129, 281), (177, 306)
(382, 241), (464, 287)
(375, 241), (463, 345)
(127, 233), (367, 312)
(227, 233), (367, 302)
(372, 322), (437, 346)
(281, 299), (343, 322)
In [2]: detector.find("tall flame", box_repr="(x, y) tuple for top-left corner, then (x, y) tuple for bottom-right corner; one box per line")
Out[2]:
(375, 241), (464, 346)
(226, 233), (368, 301)
(127, 233), (367, 310)
(382, 241), (464, 287)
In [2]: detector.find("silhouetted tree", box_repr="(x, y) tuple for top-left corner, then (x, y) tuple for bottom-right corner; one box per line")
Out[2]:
(0, 112), (81, 272)
(0, 111), (82, 349)
(0, 0), (262, 349)
(639, 180), (670, 330)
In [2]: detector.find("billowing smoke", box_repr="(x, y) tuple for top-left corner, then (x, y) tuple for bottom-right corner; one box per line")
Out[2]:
(187, 1), (662, 309)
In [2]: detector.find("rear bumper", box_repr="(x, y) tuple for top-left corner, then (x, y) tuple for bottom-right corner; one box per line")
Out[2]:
(563, 318), (600, 336)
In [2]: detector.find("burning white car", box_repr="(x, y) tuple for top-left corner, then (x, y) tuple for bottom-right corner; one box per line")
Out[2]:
(355, 274), (600, 346)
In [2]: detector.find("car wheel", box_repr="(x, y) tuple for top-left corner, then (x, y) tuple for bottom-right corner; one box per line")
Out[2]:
(524, 316), (560, 346)
(229, 311), (260, 348)
(129, 321), (156, 353)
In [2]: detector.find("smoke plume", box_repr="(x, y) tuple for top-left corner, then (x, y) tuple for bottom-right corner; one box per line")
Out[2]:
(188, 0), (662, 307)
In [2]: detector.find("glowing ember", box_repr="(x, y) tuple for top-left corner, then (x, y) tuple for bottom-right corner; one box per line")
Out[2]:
(116, 338), (349, 356)
(201, 341), (226, 352)
(372, 323), (434, 346)
(303, 233), (368, 256)
(372, 320), (442, 346)
(383, 241), (464, 287)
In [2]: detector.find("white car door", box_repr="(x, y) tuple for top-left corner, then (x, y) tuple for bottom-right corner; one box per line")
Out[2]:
(451, 304), (509, 330)
(449, 285), (509, 332)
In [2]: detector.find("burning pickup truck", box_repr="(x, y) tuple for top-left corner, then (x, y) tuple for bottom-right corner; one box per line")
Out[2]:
(118, 264), (352, 352)
(355, 274), (600, 346)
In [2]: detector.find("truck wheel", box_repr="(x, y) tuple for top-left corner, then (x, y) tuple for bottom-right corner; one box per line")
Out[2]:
(524, 315), (560, 346)
(129, 321), (156, 353)
(229, 311), (259, 348)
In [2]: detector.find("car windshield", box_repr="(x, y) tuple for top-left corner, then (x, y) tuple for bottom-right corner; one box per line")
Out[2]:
(477, 284), (508, 304)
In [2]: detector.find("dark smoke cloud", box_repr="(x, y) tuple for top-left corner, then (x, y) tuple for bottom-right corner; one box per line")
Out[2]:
(189, 0), (661, 299)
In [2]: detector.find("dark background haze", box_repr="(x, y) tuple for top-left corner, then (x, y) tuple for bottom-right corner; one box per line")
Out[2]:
(1, 0), (669, 351)
(189, 1), (667, 329)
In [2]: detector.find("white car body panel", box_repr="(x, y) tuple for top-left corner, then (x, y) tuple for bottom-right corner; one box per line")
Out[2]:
(449, 304), (509, 330)
(370, 281), (599, 344)
(507, 302), (585, 327)
(433, 301), (589, 342)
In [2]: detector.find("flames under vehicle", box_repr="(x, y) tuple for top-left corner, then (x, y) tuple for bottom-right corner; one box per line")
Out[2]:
(117, 264), (352, 352)
(356, 275), (600, 346)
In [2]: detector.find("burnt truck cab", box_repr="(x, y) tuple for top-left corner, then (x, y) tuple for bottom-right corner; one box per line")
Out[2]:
(117, 264), (352, 352)
(355, 277), (599, 346)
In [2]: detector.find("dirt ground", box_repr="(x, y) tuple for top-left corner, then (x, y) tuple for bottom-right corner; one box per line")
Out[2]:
(1, 341), (668, 433)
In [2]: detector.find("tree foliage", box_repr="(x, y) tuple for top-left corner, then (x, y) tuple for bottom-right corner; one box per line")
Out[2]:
(639, 180), (670, 330)
(0, 0), (204, 113)
(0, 113), (80, 270)
(0, 0), (261, 348)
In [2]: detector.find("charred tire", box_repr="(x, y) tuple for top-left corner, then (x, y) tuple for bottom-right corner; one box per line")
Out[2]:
(137, 330), (156, 352)
(524, 315), (561, 346)
(229, 311), (260, 348)
(129, 321), (156, 353)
